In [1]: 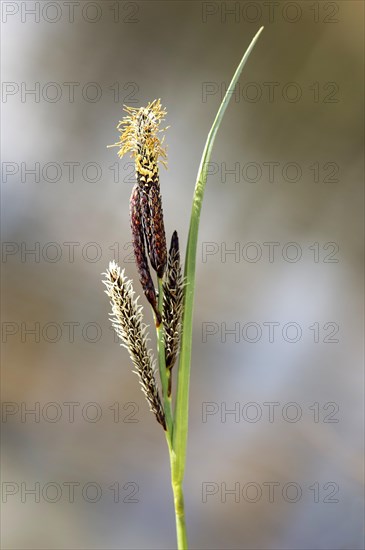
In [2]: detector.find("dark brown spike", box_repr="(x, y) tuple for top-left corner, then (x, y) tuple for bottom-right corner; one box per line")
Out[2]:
(130, 183), (161, 324)
(138, 180), (157, 272)
(149, 183), (167, 278)
(163, 231), (184, 396)
(136, 151), (167, 279)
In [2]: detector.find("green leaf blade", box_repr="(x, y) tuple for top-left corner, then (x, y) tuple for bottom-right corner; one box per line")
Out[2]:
(172, 26), (264, 483)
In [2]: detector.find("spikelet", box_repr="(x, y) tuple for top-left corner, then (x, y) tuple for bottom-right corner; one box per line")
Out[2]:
(103, 261), (166, 429)
(163, 231), (184, 396)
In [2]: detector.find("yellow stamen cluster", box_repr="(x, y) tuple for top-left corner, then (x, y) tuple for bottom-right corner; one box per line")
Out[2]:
(109, 99), (168, 171)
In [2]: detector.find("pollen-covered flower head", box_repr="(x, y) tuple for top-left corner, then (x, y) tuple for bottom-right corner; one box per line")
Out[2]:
(109, 99), (168, 280)
(110, 99), (168, 170)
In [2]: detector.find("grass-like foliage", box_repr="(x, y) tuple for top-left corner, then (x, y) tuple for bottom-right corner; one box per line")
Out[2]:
(104, 27), (264, 549)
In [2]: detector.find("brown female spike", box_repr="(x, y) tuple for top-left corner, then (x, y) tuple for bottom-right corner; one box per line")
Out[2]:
(163, 231), (184, 396)
(130, 183), (161, 325)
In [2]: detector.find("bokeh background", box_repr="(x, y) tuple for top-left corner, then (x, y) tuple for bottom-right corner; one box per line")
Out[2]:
(1, 1), (364, 548)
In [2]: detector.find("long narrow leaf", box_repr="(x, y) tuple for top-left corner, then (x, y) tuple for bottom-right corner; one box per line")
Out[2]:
(172, 26), (264, 480)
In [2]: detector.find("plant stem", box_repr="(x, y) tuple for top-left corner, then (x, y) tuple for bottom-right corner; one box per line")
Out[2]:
(169, 452), (188, 549)
(157, 279), (188, 548)
(156, 277), (173, 438)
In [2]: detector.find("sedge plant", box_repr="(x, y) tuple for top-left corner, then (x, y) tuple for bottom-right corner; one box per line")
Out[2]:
(103, 27), (264, 550)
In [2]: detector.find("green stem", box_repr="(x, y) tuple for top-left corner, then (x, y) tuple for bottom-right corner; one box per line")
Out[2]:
(156, 277), (173, 439)
(169, 451), (188, 549)
(157, 279), (188, 548)
(173, 26), (264, 484)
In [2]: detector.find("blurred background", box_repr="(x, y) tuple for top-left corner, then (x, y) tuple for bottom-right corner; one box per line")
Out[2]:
(1, 1), (364, 548)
